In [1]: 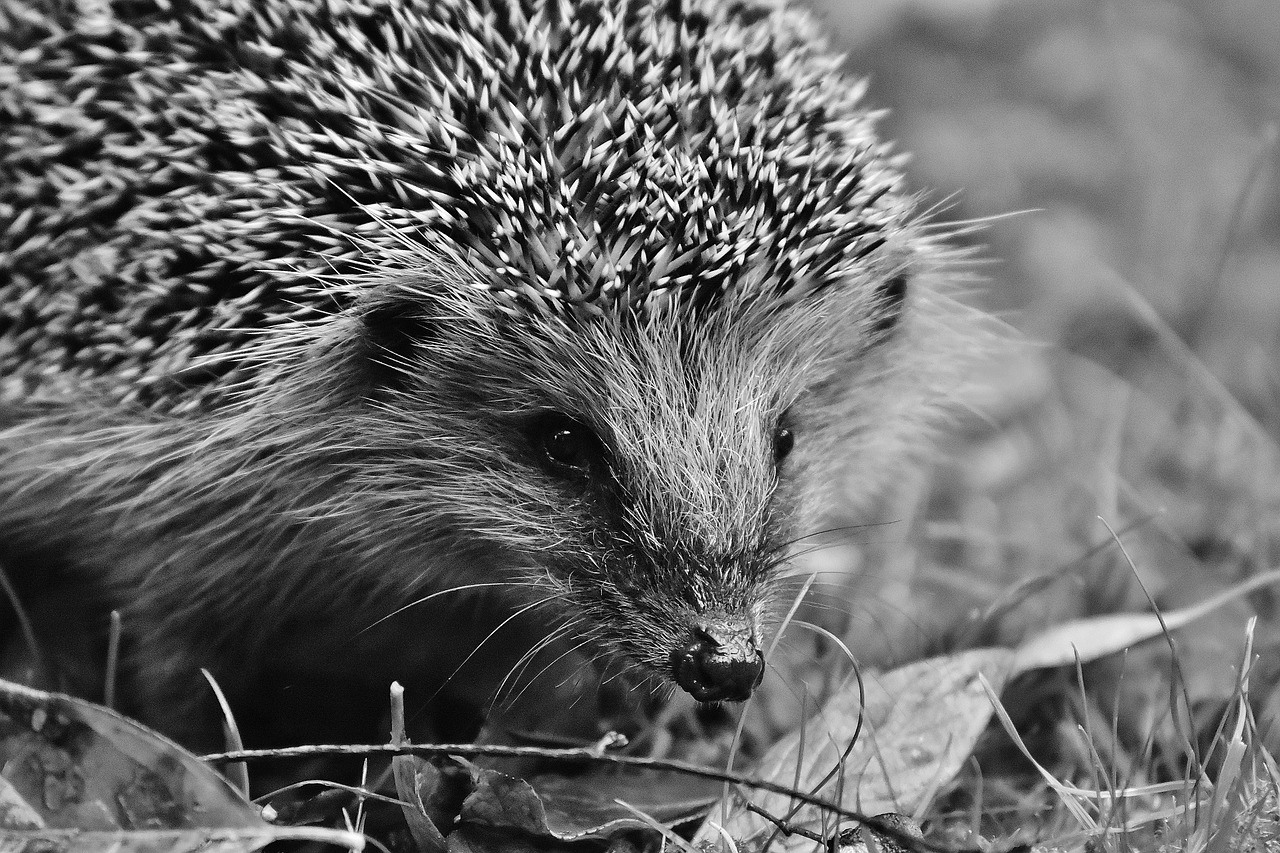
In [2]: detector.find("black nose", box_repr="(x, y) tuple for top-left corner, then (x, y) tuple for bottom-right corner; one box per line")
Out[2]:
(670, 625), (765, 702)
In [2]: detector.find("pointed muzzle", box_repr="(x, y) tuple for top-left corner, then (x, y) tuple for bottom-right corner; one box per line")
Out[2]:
(670, 620), (765, 702)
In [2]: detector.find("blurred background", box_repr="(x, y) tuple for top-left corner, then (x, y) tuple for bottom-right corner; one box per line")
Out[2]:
(768, 0), (1280, 771)
(829, 0), (1279, 366)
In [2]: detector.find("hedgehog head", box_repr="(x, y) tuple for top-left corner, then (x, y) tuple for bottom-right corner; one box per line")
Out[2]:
(306, 229), (929, 703)
(256, 0), (944, 701)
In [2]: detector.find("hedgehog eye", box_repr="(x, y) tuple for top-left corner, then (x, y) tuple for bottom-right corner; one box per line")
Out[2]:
(773, 427), (795, 466)
(530, 413), (601, 476)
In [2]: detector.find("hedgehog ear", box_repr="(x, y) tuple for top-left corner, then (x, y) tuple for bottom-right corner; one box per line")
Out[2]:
(869, 273), (908, 337)
(354, 294), (439, 390)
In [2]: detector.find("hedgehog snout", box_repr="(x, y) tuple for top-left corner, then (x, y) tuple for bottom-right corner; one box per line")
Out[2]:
(669, 617), (764, 702)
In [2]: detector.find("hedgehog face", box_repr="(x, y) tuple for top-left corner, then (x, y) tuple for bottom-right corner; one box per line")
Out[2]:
(354, 267), (916, 702)
(518, 403), (775, 701)
(509, 331), (783, 702)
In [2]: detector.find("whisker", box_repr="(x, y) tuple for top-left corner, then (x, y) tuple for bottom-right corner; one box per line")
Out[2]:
(493, 627), (569, 704)
(359, 581), (525, 634)
(770, 521), (906, 555)
(779, 601), (857, 620)
(504, 629), (598, 711)
(496, 620), (588, 706)
(514, 643), (597, 714)
(597, 657), (632, 689)
(550, 640), (603, 693)
(772, 570), (889, 585)
(423, 595), (560, 704)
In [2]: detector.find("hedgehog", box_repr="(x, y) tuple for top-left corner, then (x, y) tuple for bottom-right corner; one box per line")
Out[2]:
(0, 0), (977, 745)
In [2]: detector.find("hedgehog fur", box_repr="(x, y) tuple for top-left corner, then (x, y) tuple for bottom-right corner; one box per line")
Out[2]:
(0, 0), (980, 743)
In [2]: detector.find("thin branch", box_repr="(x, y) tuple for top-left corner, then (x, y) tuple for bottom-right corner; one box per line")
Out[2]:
(204, 741), (996, 853)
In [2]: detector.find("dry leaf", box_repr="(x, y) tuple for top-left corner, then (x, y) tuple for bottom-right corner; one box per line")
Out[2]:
(700, 648), (1016, 849)
(697, 570), (1280, 850)
(459, 765), (717, 842)
(1012, 569), (1280, 672)
(0, 678), (362, 852)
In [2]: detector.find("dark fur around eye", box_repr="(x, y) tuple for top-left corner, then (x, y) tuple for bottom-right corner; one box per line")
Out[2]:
(528, 412), (604, 477)
(773, 427), (795, 465)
